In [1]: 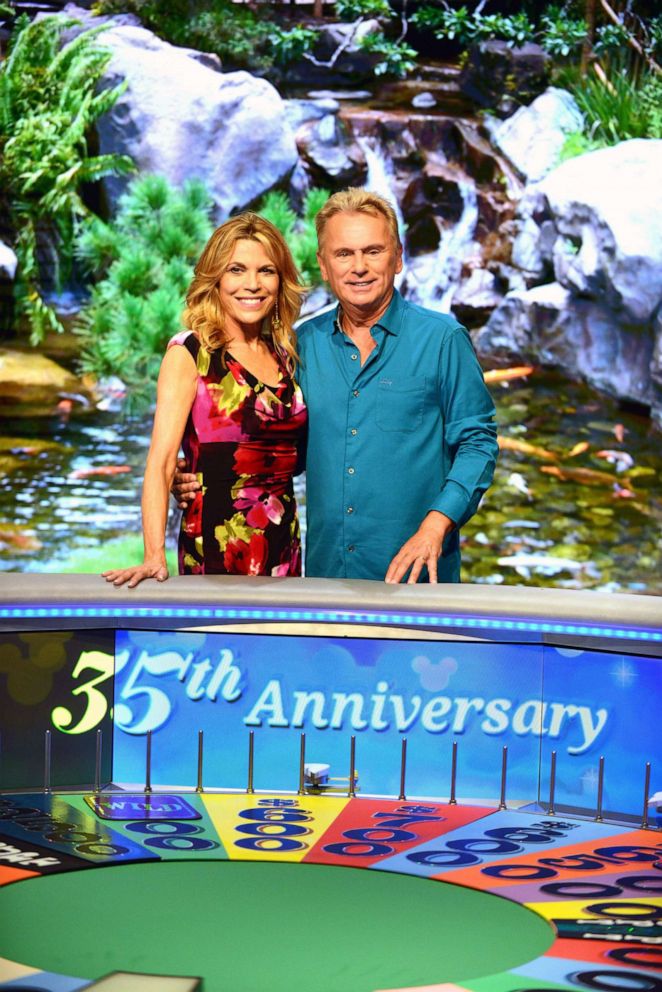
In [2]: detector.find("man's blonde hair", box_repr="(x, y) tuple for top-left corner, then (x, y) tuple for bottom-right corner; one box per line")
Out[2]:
(315, 188), (401, 249)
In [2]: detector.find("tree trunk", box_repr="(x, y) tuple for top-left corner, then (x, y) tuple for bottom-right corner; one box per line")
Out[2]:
(581, 0), (597, 76)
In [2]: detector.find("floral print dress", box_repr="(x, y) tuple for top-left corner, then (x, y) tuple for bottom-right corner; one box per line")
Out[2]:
(168, 331), (307, 576)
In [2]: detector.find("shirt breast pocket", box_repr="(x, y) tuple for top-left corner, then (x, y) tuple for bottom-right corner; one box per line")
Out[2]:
(376, 376), (426, 433)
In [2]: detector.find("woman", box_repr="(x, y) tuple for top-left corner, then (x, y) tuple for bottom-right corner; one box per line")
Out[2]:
(102, 213), (307, 587)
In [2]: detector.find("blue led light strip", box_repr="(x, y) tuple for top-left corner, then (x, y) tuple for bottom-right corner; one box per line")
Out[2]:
(1, 604), (661, 642)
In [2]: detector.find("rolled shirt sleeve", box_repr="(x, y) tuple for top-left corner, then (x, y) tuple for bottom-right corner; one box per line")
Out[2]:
(428, 325), (499, 528)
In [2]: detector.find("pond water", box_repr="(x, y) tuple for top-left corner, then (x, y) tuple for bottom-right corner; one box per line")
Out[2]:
(1, 369), (660, 592)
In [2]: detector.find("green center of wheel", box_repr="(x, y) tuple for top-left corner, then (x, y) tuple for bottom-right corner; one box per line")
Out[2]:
(0, 860), (553, 991)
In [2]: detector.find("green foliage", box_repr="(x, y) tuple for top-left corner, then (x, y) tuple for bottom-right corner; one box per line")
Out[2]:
(559, 130), (607, 160)
(411, 5), (474, 45)
(358, 32), (418, 76)
(410, 5), (447, 32)
(414, 5), (554, 51)
(648, 15), (662, 59)
(75, 175), (214, 412)
(0, 15), (133, 343)
(411, 5), (657, 65)
(258, 187), (329, 287)
(270, 24), (318, 67)
(93, 0), (313, 71)
(472, 12), (535, 46)
(594, 22), (628, 55)
(540, 11), (587, 56)
(639, 74), (662, 138)
(570, 67), (661, 143)
(186, 7), (271, 67)
(335, 0), (392, 21)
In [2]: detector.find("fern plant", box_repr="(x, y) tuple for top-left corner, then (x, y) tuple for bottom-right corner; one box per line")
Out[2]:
(75, 175), (214, 412)
(0, 14), (134, 343)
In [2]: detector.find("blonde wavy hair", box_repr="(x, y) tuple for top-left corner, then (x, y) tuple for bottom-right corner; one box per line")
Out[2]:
(182, 213), (305, 368)
(315, 188), (402, 250)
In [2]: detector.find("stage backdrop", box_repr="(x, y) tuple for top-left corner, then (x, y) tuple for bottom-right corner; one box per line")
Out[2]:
(1, 2), (661, 593)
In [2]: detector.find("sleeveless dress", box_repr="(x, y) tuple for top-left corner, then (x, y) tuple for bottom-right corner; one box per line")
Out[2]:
(168, 331), (307, 576)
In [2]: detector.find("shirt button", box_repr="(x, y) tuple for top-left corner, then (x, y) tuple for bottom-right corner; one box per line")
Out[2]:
(350, 428), (357, 436)
(347, 506), (354, 514)
(348, 467), (355, 475)
(353, 389), (359, 397)
(348, 545), (355, 552)
(351, 353), (358, 361)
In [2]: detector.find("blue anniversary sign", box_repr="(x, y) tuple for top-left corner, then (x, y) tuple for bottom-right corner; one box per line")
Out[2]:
(111, 631), (660, 817)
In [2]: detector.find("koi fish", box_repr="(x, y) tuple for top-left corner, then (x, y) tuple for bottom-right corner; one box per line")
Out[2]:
(69, 465), (132, 479)
(0, 526), (43, 550)
(484, 366), (535, 383)
(567, 441), (590, 458)
(540, 464), (633, 489)
(498, 436), (558, 461)
(596, 449), (635, 472)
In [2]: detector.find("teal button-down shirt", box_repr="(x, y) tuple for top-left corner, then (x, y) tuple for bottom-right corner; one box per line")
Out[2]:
(297, 289), (498, 581)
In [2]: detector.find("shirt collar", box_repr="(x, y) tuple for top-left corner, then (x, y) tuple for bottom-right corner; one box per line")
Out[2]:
(332, 288), (405, 337)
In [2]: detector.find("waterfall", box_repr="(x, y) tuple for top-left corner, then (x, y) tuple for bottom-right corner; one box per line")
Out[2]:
(405, 181), (479, 314)
(352, 128), (479, 312)
(355, 134), (406, 237)
(354, 134), (406, 288)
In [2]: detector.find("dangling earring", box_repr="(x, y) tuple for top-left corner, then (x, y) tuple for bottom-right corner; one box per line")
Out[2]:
(272, 300), (282, 333)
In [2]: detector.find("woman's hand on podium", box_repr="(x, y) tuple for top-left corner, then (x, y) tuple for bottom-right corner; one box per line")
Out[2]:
(102, 555), (169, 589)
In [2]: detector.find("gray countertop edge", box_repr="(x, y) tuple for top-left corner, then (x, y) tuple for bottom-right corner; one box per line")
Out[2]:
(0, 573), (660, 630)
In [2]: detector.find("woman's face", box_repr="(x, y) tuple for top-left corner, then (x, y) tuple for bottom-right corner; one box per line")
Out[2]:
(219, 238), (280, 334)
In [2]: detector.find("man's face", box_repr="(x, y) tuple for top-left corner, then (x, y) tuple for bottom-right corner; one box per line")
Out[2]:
(317, 211), (403, 316)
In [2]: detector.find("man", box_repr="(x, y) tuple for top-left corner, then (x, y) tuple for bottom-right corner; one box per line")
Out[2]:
(177, 188), (498, 583)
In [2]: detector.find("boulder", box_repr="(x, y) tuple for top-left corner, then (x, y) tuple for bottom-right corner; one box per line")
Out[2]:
(296, 114), (367, 189)
(459, 40), (550, 115)
(402, 170), (456, 255)
(284, 19), (382, 86)
(58, 6), (298, 218)
(475, 281), (569, 361)
(537, 140), (662, 324)
(475, 282), (655, 409)
(478, 140), (662, 425)
(449, 121), (502, 185)
(378, 122), (423, 168)
(451, 268), (504, 329)
(0, 349), (94, 414)
(402, 164), (465, 226)
(485, 88), (584, 184)
(288, 159), (313, 214)
(475, 189), (516, 247)
(406, 215), (442, 255)
(651, 309), (662, 431)
(284, 97), (340, 131)
(412, 92), (437, 109)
